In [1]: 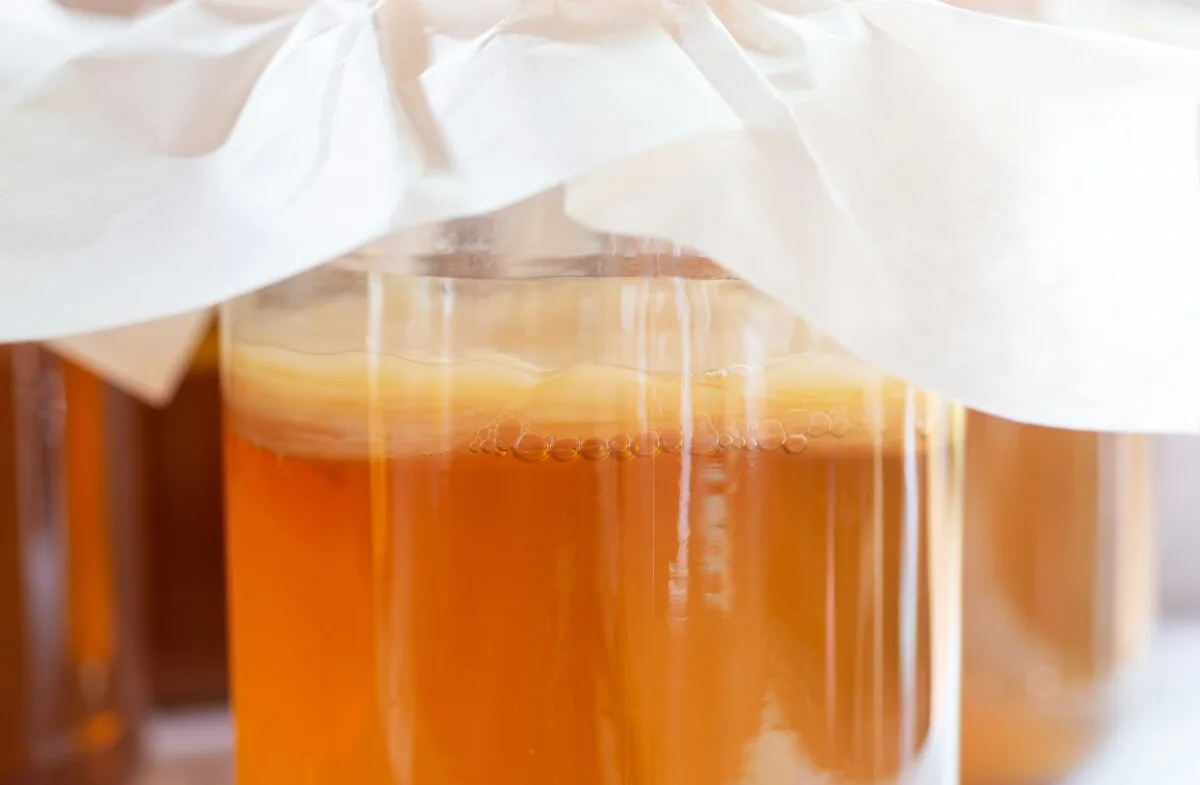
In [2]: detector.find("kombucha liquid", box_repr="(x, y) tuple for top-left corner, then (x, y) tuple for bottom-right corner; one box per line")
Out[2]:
(143, 326), (228, 705)
(961, 412), (1154, 784)
(0, 346), (144, 785)
(224, 338), (959, 785)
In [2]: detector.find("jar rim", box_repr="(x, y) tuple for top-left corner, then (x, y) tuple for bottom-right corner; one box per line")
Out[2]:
(337, 242), (736, 281)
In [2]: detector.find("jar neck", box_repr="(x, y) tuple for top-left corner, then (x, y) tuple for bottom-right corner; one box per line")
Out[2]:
(338, 191), (728, 281)
(338, 245), (733, 281)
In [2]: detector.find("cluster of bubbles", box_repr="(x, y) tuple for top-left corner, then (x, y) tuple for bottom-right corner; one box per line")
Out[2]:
(467, 410), (854, 463)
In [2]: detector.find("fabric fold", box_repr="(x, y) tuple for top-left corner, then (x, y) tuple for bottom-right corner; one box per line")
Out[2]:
(1, 0), (1199, 430)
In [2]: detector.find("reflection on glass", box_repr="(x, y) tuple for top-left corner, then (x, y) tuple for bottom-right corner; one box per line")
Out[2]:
(222, 243), (963, 785)
(0, 346), (146, 785)
(961, 412), (1155, 784)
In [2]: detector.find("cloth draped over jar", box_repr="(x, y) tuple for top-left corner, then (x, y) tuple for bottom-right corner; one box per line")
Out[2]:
(1, 0), (1200, 431)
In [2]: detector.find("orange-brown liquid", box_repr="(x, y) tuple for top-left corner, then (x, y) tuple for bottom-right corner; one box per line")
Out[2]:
(961, 412), (1154, 784)
(142, 326), (228, 706)
(224, 349), (959, 785)
(0, 346), (145, 785)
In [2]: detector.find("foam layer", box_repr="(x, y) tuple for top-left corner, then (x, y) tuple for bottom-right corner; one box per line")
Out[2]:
(228, 273), (832, 377)
(225, 342), (941, 459)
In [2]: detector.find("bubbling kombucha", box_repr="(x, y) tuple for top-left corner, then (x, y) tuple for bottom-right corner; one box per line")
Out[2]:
(961, 412), (1154, 784)
(224, 332), (961, 785)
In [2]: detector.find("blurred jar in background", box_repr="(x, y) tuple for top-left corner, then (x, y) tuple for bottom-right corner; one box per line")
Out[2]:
(0, 346), (147, 785)
(141, 326), (227, 706)
(960, 413), (1156, 784)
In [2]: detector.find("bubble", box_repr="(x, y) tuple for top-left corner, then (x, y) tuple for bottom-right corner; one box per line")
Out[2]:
(831, 416), (851, 438)
(757, 420), (786, 452)
(732, 436), (747, 450)
(631, 432), (661, 458)
(742, 422), (760, 450)
(808, 412), (832, 438)
(551, 437), (581, 462)
(717, 433), (734, 449)
(784, 434), (809, 455)
(480, 438), (497, 454)
(719, 417), (739, 436)
(581, 436), (611, 462)
(784, 409), (812, 437)
(660, 427), (684, 453)
(469, 440), (482, 453)
(610, 434), (634, 460)
(690, 419), (721, 456)
(495, 418), (525, 451)
(513, 433), (550, 463)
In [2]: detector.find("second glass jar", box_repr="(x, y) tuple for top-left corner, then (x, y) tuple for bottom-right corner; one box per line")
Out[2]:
(0, 346), (147, 785)
(961, 413), (1155, 784)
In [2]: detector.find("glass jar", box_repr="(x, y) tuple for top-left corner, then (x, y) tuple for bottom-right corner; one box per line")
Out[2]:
(0, 345), (147, 785)
(221, 217), (964, 785)
(142, 325), (228, 706)
(960, 413), (1156, 784)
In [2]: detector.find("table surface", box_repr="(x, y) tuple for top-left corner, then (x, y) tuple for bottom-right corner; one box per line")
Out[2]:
(1059, 622), (1200, 785)
(134, 622), (1200, 785)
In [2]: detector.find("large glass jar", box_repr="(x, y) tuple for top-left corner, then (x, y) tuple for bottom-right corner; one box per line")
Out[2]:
(221, 219), (964, 785)
(0, 346), (147, 785)
(960, 413), (1156, 784)
(142, 325), (228, 706)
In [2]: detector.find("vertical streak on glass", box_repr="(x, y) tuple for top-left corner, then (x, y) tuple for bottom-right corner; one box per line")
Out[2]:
(824, 456), (837, 747)
(869, 381), (886, 778)
(933, 399), (963, 784)
(13, 347), (62, 767)
(636, 277), (650, 444)
(367, 271), (388, 599)
(1093, 433), (1118, 679)
(1114, 436), (1154, 669)
(662, 280), (687, 623)
(673, 277), (693, 614)
(61, 359), (118, 758)
(898, 388), (920, 772)
(365, 272), (400, 783)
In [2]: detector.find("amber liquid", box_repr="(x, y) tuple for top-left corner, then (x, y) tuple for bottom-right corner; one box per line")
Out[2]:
(143, 327), (228, 706)
(961, 413), (1154, 784)
(0, 346), (144, 785)
(224, 348), (958, 785)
